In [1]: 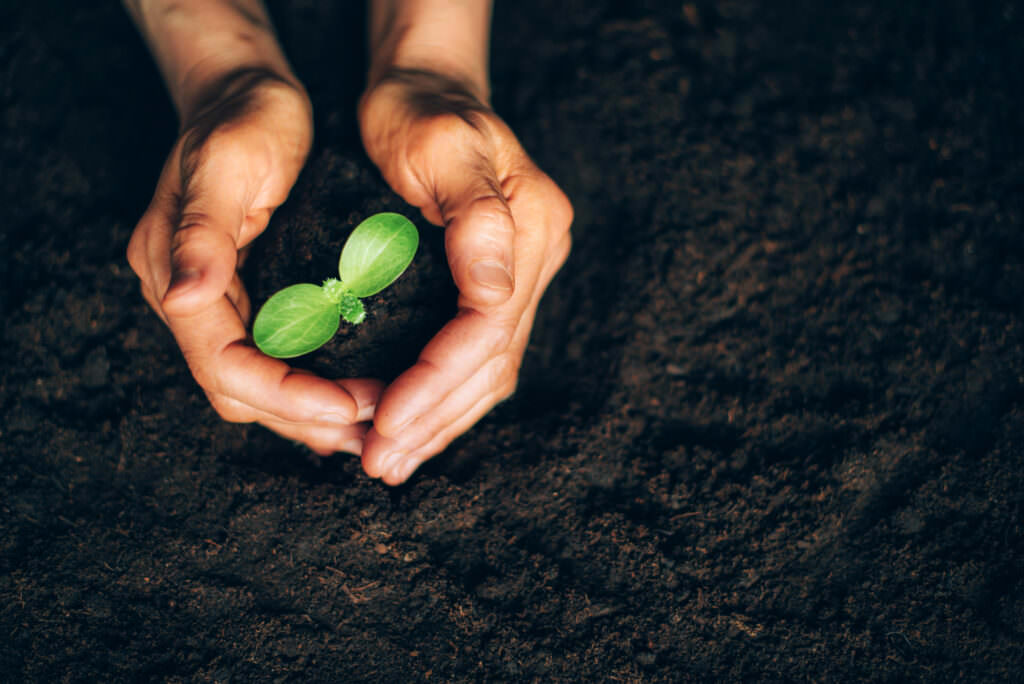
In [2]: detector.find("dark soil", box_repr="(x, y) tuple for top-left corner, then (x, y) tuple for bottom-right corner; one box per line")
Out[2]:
(3, 1), (1023, 681)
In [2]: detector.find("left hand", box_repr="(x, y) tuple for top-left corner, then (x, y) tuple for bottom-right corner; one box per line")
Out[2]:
(126, 72), (380, 457)
(358, 68), (573, 485)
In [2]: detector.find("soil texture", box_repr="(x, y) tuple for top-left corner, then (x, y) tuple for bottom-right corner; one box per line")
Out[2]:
(2, 1), (1023, 681)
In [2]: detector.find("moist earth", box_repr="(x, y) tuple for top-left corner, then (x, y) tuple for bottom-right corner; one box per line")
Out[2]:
(2, 1), (1023, 681)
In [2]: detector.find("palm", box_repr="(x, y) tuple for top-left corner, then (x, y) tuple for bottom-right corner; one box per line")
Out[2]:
(358, 71), (573, 484)
(128, 76), (381, 456)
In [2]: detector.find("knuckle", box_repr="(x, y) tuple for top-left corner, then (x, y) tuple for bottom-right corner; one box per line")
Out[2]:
(191, 368), (216, 396)
(138, 282), (160, 311)
(457, 309), (515, 355)
(312, 443), (337, 457)
(206, 393), (252, 424)
(126, 214), (164, 265)
(301, 435), (336, 455)
(184, 353), (221, 396)
(482, 315), (517, 355)
(545, 187), (574, 269)
(552, 187), (575, 230)
(498, 377), (518, 401)
(544, 181), (577, 232)
(490, 353), (521, 397)
(125, 233), (145, 276)
(554, 231), (573, 267)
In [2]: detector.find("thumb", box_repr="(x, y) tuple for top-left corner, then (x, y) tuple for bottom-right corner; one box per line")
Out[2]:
(161, 170), (250, 318)
(440, 167), (517, 308)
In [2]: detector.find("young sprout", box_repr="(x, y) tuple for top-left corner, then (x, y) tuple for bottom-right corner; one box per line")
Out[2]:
(253, 212), (419, 358)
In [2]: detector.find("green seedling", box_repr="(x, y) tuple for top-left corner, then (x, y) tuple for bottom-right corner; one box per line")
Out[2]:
(253, 212), (419, 358)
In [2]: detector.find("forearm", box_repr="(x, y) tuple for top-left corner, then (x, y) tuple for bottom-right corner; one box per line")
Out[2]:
(368, 0), (493, 101)
(123, 0), (300, 122)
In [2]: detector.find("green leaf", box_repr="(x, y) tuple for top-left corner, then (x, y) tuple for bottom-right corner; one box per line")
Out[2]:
(338, 292), (366, 324)
(253, 283), (340, 358)
(338, 212), (419, 297)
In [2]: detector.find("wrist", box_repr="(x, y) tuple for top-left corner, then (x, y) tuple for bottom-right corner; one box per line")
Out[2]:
(125, 0), (302, 122)
(184, 67), (312, 138)
(367, 1), (492, 103)
(177, 52), (303, 125)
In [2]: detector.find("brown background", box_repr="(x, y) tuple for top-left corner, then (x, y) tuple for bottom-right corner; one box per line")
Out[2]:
(2, 1), (1022, 680)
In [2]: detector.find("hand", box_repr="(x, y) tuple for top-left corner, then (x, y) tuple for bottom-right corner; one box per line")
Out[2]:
(358, 69), (573, 485)
(127, 70), (382, 455)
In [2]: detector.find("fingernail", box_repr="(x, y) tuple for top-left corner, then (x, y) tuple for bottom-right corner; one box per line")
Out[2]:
(339, 439), (363, 455)
(470, 260), (514, 292)
(356, 403), (377, 423)
(316, 412), (352, 426)
(169, 268), (201, 293)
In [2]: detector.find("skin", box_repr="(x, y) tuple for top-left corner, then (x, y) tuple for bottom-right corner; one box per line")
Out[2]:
(124, 0), (572, 484)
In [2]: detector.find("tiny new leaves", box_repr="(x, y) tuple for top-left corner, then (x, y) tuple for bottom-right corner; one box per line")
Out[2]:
(339, 213), (419, 297)
(252, 212), (419, 359)
(337, 291), (365, 325)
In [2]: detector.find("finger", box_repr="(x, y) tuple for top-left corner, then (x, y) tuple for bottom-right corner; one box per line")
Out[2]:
(167, 296), (360, 424)
(286, 369), (384, 414)
(136, 279), (169, 327)
(372, 203), (561, 440)
(161, 151), (250, 317)
(334, 378), (386, 422)
(439, 161), (517, 307)
(366, 230), (569, 483)
(208, 377), (379, 430)
(366, 283), (542, 477)
(372, 308), (518, 438)
(376, 384), (509, 486)
(363, 351), (517, 482)
(258, 416), (369, 456)
(127, 157), (179, 301)
(365, 157), (573, 482)
(225, 272), (251, 322)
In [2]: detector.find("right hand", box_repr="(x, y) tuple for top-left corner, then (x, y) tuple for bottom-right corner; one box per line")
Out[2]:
(127, 70), (382, 455)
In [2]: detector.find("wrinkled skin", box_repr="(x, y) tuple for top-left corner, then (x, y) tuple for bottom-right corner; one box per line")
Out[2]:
(357, 69), (573, 484)
(127, 70), (382, 456)
(127, 67), (572, 483)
